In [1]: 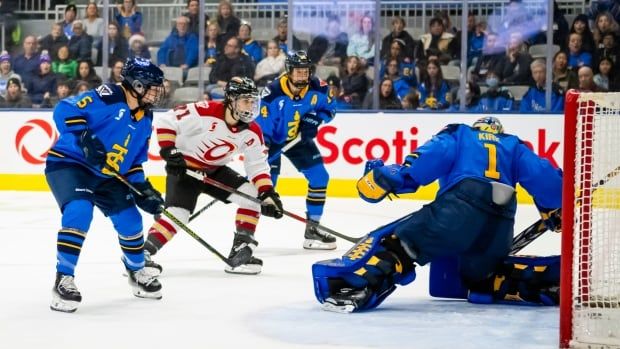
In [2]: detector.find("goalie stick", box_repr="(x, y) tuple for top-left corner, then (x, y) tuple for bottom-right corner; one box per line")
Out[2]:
(511, 164), (620, 254)
(188, 136), (303, 222)
(185, 169), (361, 243)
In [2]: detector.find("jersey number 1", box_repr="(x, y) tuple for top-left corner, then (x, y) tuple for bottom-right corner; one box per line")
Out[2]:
(483, 143), (500, 180)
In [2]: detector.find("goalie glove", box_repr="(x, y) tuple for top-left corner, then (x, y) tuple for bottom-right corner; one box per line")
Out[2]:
(357, 164), (419, 203)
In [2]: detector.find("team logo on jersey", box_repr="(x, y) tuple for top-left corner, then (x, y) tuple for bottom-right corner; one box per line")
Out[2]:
(96, 85), (113, 97)
(15, 119), (59, 165)
(311, 94), (318, 106)
(260, 86), (271, 98)
(115, 108), (126, 120)
(201, 138), (236, 161)
(278, 100), (285, 110)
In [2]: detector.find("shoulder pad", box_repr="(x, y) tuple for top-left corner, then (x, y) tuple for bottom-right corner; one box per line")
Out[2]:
(94, 84), (125, 105)
(309, 77), (329, 94)
(437, 123), (461, 135)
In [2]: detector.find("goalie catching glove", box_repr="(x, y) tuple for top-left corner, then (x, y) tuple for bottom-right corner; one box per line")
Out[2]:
(258, 188), (284, 219)
(357, 160), (419, 203)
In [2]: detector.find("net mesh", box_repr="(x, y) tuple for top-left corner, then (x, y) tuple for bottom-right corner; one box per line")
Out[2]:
(571, 93), (620, 348)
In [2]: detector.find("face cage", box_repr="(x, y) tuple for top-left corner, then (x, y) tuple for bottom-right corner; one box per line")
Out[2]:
(233, 94), (260, 123)
(133, 80), (165, 109)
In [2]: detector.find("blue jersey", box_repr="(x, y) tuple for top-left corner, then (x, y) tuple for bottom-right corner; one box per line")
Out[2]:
(257, 75), (336, 145)
(47, 83), (152, 183)
(402, 124), (562, 209)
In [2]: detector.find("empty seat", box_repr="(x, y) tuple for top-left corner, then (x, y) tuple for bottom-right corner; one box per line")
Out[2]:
(172, 87), (201, 104)
(441, 65), (461, 82)
(185, 66), (212, 86)
(528, 44), (560, 59)
(161, 66), (184, 88)
(315, 65), (340, 80)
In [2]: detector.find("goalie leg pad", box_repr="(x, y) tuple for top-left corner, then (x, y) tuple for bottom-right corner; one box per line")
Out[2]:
(312, 216), (416, 312)
(468, 255), (560, 306)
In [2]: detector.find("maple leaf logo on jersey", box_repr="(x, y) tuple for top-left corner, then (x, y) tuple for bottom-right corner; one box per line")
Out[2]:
(199, 138), (236, 161)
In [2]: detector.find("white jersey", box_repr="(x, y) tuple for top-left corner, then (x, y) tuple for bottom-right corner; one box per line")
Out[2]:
(154, 100), (273, 191)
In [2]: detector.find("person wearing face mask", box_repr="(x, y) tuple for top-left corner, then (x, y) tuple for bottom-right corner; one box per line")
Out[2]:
(479, 70), (515, 112)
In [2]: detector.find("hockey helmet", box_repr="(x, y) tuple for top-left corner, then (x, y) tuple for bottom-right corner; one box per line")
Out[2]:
(225, 76), (260, 123)
(121, 57), (165, 107)
(285, 50), (314, 88)
(472, 116), (504, 134)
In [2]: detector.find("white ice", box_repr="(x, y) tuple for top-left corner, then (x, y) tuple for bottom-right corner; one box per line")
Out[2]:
(0, 192), (560, 349)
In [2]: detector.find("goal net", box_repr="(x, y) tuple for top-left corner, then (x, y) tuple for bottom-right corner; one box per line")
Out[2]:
(560, 91), (620, 348)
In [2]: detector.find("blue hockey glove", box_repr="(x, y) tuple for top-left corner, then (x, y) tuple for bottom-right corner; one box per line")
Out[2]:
(258, 188), (284, 219)
(133, 180), (164, 215)
(78, 129), (107, 166)
(159, 146), (187, 177)
(299, 112), (322, 141)
(363, 158), (385, 175)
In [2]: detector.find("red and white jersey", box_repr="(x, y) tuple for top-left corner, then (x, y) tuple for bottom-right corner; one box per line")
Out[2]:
(155, 100), (273, 192)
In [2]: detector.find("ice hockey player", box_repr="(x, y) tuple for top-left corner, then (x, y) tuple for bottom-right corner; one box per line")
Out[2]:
(312, 117), (563, 313)
(144, 77), (284, 275)
(256, 50), (337, 250)
(45, 57), (166, 312)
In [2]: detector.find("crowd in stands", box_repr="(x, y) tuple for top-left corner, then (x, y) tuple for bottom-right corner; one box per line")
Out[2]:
(3, 0), (620, 111)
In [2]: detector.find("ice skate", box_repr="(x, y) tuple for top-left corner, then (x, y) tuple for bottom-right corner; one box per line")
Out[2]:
(144, 250), (163, 277)
(225, 232), (261, 275)
(50, 273), (82, 313)
(303, 219), (336, 250)
(127, 268), (162, 299)
(322, 287), (372, 314)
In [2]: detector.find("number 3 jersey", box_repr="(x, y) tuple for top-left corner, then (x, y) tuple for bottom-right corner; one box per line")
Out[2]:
(401, 123), (563, 210)
(47, 83), (153, 183)
(154, 100), (273, 192)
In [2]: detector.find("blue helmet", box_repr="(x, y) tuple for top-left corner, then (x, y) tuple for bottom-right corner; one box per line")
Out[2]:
(121, 57), (165, 107)
(285, 50), (314, 88)
(472, 116), (504, 134)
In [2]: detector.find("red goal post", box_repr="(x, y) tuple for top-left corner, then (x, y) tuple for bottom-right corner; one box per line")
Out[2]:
(560, 90), (620, 349)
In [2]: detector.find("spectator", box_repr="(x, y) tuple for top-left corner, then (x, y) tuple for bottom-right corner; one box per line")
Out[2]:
(593, 12), (620, 48)
(128, 34), (150, 60)
(183, 0), (209, 35)
(68, 20), (93, 62)
(420, 17), (455, 65)
(527, 1), (569, 50)
(588, 0), (620, 25)
(379, 39), (416, 89)
(418, 59), (450, 110)
(501, 32), (533, 85)
(40, 22), (69, 61)
(207, 36), (254, 98)
(383, 57), (413, 100)
(26, 52), (58, 108)
(204, 21), (224, 66)
(216, 0), (241, 41)
(74, 80), (90, 95)
(341, 56), (369, 107)
(468, 14), (486, 66)
(254, 40), (285, 86)
(0, 78), (32, 108)
(595, 32), (620, 67)
(12, 35), (40, 87)
(158, 16), (198, 74)
(239, 22), (263, 63)
(75, 60), (102, 89)
(552, 50), (579, 90)
(0, 51), (21, 98)
(520, 59), (564, 112)
(377, 78), (402, 109)
(577, 66), (600, 91)
(567, 32), (593, 70)
(471, 32), (505, 83)
(45, 79), (71, 107)
(107, 59), (124, 83)
(570, 14), (596, 53)
(96, 22), (129, 66)
(307, 15), (349, 66)
(478, 70), (515, 112)
(60, 4), (77, 39)
(84, 1), (104, 48)
(52, 45), (78, 80)
(448, 81), (483, 112)
(401, 90), (420, 110)
(273, 16), (302, 53)
(594, 56), (616, 91)
(380, 16), (420, 62)
(347, 13), (376, 66)
(115, 0), (143, 39)
(325, 75), (352, 110)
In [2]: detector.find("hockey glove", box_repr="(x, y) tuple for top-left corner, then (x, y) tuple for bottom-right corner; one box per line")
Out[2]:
(258, 188), (284, 219)
(538, 206), (562, 233)
(133, 180), (164, 215)
(159, 146), (187, 176)
(299, 112), (322, 141)
(78, 129), (107, 166)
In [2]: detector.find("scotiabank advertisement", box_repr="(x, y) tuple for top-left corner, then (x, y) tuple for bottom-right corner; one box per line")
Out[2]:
(3, 111), (563, 188)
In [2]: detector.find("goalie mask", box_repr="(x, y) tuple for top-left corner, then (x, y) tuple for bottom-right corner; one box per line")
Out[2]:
(121, 57), (165, 108)
(285, 50), (314, 89)
(472, 116), (504, 134)
(225, 76), (260, 124)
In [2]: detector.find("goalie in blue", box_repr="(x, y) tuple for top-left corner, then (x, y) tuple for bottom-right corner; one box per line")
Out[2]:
(45, 57), (166, 313)
(312, 117), (563, 313)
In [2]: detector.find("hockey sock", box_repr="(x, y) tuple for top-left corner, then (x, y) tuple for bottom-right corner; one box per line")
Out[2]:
(146, 207), (190, 253)
(306, 185), (327, 219)
(56, 200), (93, 276)
(119, 232), (145, 271)
(235, 208), (260, 234)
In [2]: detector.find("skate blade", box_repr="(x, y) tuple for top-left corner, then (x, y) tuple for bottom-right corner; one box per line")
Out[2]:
(303, 239), (337, 250)
(225, 264), (262, 275)
(321, 299), (355, 313)
(50, 294), (79, 313)
(131, 287), (163, 300)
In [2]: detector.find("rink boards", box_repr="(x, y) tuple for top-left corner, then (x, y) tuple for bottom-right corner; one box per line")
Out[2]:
(0, 110), (563, 203)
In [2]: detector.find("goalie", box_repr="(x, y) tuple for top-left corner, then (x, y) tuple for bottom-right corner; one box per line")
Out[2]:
(312, 117), (563, 313)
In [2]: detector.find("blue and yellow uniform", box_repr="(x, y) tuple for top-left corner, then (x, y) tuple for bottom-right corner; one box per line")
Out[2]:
(256, 74), (336, 224)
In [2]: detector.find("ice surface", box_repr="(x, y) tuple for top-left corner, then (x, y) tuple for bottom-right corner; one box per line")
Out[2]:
(0, 192), (560, 349)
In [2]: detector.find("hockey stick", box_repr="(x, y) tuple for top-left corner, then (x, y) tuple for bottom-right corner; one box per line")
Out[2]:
(511, 164), (620, 254)
(106, 168), (236, 267)
(185, 169), (360, 243)
(188, 136), (303, 222)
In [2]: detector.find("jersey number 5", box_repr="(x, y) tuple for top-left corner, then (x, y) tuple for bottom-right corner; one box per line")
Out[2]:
(483, 143), (500, 180)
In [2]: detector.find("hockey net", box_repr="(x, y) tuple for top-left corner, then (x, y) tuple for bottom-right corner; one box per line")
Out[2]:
(560, 91), (620, 349)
